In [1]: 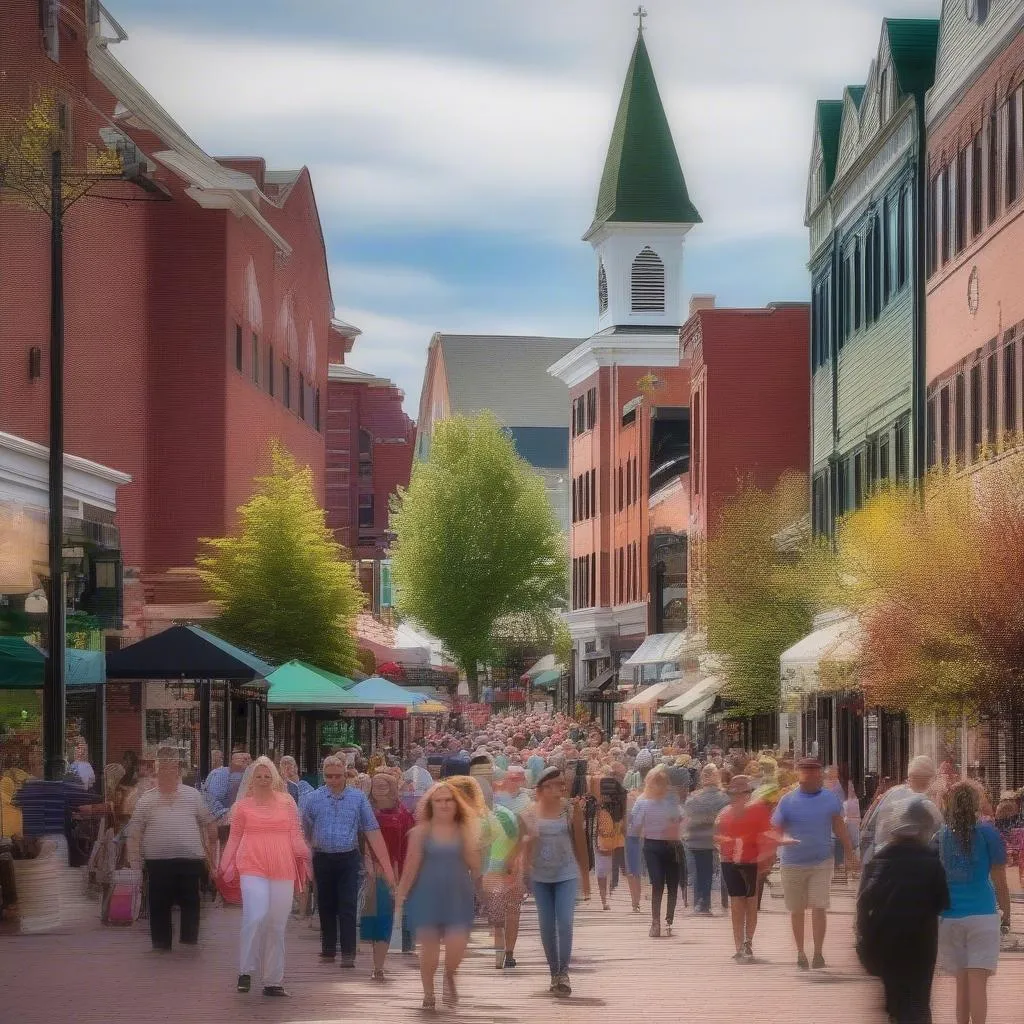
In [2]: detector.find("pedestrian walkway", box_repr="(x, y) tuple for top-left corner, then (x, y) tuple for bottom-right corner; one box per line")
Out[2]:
(3, 883), (1022, 1022)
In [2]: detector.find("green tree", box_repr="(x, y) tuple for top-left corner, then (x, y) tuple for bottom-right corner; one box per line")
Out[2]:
(390, 413), (567, 697)
(703, 472), (837, 717)
(197, 443), (364, 675)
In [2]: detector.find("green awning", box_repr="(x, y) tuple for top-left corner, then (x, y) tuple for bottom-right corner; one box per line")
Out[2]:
(0, 636), (106, 688)
(267, 660), (363, 711)
(531, 668), (562, 690)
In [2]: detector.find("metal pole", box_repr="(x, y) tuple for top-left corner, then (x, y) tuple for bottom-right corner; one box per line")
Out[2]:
(198, 680), (210, 783)
(43, 148), (66, 781)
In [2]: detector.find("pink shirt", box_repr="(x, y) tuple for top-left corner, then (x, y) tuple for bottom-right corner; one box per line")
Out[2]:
(221, 794), (309, 883)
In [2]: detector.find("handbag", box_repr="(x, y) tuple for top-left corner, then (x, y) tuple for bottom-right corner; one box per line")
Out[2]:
(105, 867), (142, 925)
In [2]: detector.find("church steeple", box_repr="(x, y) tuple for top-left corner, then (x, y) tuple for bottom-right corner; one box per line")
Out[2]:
(585, 27), (701, 240)
(586, 21), (700, 330)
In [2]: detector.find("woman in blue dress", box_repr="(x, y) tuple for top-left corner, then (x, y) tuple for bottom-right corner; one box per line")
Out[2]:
(395, 782), (480, 1011)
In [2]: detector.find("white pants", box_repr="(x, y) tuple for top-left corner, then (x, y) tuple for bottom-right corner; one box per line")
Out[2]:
(239, 875), (293, 985)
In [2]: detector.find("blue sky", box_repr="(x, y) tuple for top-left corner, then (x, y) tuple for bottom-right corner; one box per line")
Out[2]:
(107, 0), (942, 412)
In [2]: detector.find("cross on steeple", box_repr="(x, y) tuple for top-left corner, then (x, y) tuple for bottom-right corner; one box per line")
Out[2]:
(634, 5), (647, 33)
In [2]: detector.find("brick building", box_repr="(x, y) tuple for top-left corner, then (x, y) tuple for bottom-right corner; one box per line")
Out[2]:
(683, 301), (811, 620)
(0, 1), (332, 638)
(549, 27), (696, 723)
(924, 1), (1024, 476)
(325, 321), (415, 612)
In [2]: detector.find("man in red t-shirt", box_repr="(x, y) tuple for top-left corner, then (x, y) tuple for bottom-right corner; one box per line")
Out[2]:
(714, 774), (776, 963)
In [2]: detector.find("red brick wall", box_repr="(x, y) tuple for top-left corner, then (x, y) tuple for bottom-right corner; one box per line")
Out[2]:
(104, 684), (142, 764)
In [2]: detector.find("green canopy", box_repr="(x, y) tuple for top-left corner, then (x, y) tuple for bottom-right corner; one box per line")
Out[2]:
(531, 668), (562, 691)
(267, 660), (363, 711)
(0, 636), (106, 688)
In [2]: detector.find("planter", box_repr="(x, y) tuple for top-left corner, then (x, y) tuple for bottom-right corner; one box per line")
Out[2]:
(12, 842), (61, 933)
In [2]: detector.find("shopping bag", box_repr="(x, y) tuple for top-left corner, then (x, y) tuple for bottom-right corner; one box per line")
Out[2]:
(105, 868), (141, 925)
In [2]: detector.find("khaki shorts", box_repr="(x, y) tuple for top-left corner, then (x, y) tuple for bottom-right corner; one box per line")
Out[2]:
(780, 859), (833, 913)
(938, 914), (1001, 974)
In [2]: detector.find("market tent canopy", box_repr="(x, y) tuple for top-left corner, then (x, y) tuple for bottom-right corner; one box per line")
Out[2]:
(0, 637), (106, 688)
(521, 654), (557, 682)
(105, 625), (274, 681)
(658, 675), (724, 719)
(621, 632), (691, 668)
(266, 660), (363, 711)
(780, 612), (861, 704)
(620, 676), (692, 709)
(347, 676), (429, 707)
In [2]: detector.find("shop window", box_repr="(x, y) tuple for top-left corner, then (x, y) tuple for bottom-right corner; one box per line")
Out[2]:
(1004, 341), (1017, 434)
(970, 363), (982, 460)
(234, 324), (243, 371)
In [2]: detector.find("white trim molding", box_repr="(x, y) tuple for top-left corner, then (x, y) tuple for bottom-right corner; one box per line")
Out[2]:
(548, 331), (681, 388)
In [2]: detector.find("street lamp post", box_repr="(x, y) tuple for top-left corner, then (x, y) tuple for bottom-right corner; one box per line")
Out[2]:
(43, 147), (66, 781)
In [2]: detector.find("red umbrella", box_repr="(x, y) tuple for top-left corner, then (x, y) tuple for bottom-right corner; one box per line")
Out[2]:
(377, 661), (406, 681)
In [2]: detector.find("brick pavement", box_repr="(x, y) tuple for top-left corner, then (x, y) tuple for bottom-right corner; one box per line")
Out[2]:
(3, 879), (1023, 1024)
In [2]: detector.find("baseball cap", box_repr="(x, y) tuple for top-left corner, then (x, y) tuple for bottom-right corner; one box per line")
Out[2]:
(796, 756), (822, 770)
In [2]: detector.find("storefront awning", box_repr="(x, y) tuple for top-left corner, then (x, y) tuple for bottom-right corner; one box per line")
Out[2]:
(531, 668), (562, 690)
(780, 612), (861, 703)
(267, 660), (364, 711)
(620, 677), (692, 709)
(621, 632), (691, 668)
(658, 675), (724, 718)
(579, 665), (616, 699)
(347, 676), (430, 708)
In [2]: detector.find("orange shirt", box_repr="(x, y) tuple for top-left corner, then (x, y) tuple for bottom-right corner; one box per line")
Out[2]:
(715, 802), (773, 864)
(222, 794), (310, 882)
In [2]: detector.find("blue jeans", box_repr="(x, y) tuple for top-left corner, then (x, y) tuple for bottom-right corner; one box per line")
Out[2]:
(690, 848), (714, 911)
(533, 877), (578, 976)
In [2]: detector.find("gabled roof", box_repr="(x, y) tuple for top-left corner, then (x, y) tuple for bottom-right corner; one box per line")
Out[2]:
(432, 334), (580, 430)
(885, 18), (940, 96)
(847, 85), (866, 108)
(816, 100), (844, 190)
(586, 31), (701, 237)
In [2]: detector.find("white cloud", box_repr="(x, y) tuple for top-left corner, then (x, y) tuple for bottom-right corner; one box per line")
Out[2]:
(330, 262), (453, 304)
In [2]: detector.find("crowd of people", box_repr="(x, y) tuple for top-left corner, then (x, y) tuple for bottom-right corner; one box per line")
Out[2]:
(8, 712), (1024, 1022)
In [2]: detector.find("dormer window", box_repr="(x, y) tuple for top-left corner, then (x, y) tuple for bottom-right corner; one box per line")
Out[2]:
(630, 247), (666, 314)
(598, 261), (609, 316)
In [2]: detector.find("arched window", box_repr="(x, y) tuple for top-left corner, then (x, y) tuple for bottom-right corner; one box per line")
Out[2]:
(359, 429), (373, 482)
(630, 247), (665, 313)
(598, 261), (608, 315)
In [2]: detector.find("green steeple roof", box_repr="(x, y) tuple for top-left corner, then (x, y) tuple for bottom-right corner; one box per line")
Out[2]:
(586, 30), (701, 237)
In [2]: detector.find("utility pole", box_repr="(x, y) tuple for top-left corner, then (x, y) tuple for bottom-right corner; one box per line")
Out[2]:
(43, 147), (66, 781)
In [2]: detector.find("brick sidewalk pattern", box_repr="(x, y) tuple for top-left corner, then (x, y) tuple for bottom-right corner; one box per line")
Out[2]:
(3, 880), (1022, 1023)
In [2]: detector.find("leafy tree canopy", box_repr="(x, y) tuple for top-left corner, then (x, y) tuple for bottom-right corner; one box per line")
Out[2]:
(703, 472), (837, 717)
(197, 442), (364, 676)
(390, 413), (567, 693)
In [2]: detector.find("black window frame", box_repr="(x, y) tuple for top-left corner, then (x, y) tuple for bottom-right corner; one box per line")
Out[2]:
(954, 372), (966, 465)
(1004, 340), (1017, 434)
(251, 332), (259, 385)
(234, 324), (243, 371)
(987, 351), (998, 447)
(970, 362), (982, 461)
(955, 147), (967, 254)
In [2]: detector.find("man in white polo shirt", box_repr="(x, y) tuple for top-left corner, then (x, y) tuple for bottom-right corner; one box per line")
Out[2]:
(129, 747), (218, 951)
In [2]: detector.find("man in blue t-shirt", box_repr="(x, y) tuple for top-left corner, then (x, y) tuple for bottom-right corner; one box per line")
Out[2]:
(771, 757), (858, 970)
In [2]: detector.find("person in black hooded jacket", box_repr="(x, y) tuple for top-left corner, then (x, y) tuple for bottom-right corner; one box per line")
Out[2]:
(856, 795), (949, 1024)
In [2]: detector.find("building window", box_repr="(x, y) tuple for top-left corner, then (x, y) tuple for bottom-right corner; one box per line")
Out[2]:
(1005, 341), (1017, 434)
(879, 67), (889, 122)
(282, 363), (291, 409)
(854, 450), (864, 509)
(897, 186), (909, 288)
(939, 385), (951, 468)
(927, 174), (939, 275)
(586, 387), (597, 430)
(299, 373), (306, 420)
(617, 464), (624, 511)
(1007, 92), (1019, 208)
(970, 363), (982, 460)
(358, 494), (375, 530)
(987, 351), (998, 447)
(882, 198), (892, 304)
(872, 214), (882, 319)
(252, 333), (260, 384)
(590, 468), (596, 518)
(865, 225), (875, 326)
(571, 479), (577, 523)
(989, 110), (999, 225)
(630, 247), (666, 314)
(879, 437), (890, 481)
(267, 345), (275, 397)
(954, 372), (966, 465)
(927, 397), (937, 468)
(692, 391), (701, 494)
(234, 324), (243, 371)
(598, 261), (608, 316)
(971, 130), (984, 238)
(940, 164), (952, 265)
(955, 147), (967, 254)
(853, 239), (862, 330)
(895, 418), (908, 482)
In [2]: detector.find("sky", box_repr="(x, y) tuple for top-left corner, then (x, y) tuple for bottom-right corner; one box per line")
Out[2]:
(107, 0), (942, 413)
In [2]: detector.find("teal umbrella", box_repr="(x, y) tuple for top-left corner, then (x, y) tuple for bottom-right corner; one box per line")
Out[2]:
(0, 636), (105, 688)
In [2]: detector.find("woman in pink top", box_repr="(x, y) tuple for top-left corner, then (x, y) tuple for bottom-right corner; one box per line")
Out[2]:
(220, 756), (311, 997)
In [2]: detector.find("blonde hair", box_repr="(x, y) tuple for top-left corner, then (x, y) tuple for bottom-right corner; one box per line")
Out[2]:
(446, 775), (487, 817)
(644, 764), (671, 797)
(236, 755), (287, 803)
(416, 782), (473, 825)
(701, 765), (721, 788)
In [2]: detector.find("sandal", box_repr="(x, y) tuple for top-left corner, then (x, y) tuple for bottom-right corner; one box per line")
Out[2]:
(370, 968), (385, 982)
(649, 921), (661, 938)
(422, 995), (436, 1011)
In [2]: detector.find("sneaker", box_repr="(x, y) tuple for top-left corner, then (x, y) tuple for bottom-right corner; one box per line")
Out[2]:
(236, 974), (251, 993)
(262, 986), (288, 997)
(503, 953), (517, 969)
(811, 953), (826, 970)
(732, 950), (746, 962)
(742, 941), (754, 962)
(318, 953), (336, 963)
(339, 956), (356, 969)
(555, 973), (572, 996)
(797, 952), (810, 970)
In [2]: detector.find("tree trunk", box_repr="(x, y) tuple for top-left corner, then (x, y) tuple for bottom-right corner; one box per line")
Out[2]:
(465, 663), (479, 703)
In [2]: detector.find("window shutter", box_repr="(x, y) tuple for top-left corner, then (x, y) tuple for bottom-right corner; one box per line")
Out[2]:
(630, 247), (666, 313)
